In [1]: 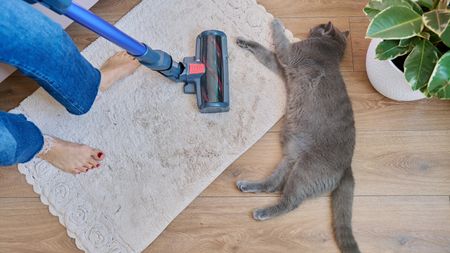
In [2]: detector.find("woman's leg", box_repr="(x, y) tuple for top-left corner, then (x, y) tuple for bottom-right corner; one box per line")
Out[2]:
(0, 112), (43, 166)
(0, 111), (105, 173)
(0, 1), (139, 173)
(0, 0), (100, 115)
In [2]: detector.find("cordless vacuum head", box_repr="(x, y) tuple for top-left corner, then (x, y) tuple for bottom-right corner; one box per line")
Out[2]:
(180, 30), (229, 113)
(136, 30), (230, 113)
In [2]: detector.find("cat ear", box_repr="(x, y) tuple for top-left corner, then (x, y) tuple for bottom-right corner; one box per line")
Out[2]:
(324, 21), (335, 35)
(324, 21), (333, 33)
(343, 31), (350, 38)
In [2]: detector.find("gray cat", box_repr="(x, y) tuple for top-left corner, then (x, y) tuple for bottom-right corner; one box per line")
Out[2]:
(235, 19), (360, 253)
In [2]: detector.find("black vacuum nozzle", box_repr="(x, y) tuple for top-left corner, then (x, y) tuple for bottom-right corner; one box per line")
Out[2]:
(181, 30), (229, 113)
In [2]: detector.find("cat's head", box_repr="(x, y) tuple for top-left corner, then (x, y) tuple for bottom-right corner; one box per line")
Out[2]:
(309, 22), (349, 57)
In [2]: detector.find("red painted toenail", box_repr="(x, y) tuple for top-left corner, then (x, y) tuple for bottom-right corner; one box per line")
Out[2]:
(96, 164), (100, 168)
(97, 152), (103, 158)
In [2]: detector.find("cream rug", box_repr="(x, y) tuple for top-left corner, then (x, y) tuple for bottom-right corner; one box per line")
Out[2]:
(13, 0), (292, 252)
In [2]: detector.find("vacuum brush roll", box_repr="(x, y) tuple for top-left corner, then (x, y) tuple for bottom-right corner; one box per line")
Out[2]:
(197, 31), (229, 113)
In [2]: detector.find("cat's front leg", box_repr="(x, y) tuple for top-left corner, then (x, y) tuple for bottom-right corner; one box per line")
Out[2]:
(236, 37), (283, 76)
(236, 180), (266, 193)
(271, 19), (291, 65)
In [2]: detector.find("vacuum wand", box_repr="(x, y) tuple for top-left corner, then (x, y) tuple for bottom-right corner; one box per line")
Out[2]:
(25, 0), (229, 113)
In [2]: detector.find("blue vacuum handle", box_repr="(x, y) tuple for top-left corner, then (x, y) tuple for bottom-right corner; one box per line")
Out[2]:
(26, 0), (183, 80)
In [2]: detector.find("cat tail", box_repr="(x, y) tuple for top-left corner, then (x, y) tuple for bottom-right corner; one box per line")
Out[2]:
(331, 168), (361, 253)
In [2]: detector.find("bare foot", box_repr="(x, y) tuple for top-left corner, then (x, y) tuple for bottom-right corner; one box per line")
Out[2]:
(38, 136), (104, 174)
(99, 51), (140, 92)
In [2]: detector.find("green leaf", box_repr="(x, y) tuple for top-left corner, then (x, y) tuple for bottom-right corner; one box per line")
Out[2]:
(364, 7), (381, 18)
(419, 85), (432, 97)
(399, 37), (415, 46)
(418, 31), (432, 39)
(364, 0), (423, 19)
(429, 30), (443, 43)
(367, 6), (424, 39)
(416, 0), (435, 9)
(407, 0), (425, 14)
(428, 51), (450, 98)
(423, 10), (450, 36)
(376, 40), (413, 59)
(440, 25), (450, 46)
(404, 39), (440, 90)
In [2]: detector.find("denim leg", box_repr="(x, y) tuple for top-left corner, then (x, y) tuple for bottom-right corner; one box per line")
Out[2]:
(0, 0), (101, 115)
(0, 112), (43, 166)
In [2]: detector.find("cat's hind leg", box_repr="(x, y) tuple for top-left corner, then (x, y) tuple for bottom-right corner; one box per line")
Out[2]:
(236, 37), (283, 76)
(236, 157), (291, 193)
(252, 156), (341, 221)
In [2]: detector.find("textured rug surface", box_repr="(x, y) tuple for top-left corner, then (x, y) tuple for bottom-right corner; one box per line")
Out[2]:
(14, 0), (290, 252)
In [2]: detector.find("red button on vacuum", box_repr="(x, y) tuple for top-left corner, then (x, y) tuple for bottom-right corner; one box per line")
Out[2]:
(189, 63), (205, 74)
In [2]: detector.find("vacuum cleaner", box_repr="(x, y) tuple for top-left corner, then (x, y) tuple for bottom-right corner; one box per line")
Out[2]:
(25, 0), (229, 113)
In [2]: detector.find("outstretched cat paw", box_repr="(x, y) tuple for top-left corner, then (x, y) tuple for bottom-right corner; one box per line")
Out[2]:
(252, 208), (272, 221)
(236, 37), (250, 49)
(271, 18), (284, 30)
(236, 180), (254, 192)
(237, 180), (280, 193)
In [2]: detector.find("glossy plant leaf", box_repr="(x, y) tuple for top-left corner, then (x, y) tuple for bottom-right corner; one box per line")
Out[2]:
(418, 31), (431, 39)
(428, 51), (450, 98)
(416, 0), (435, 9)
(404, 39), (440, 90)
(420, 85), (432, 97)
(364, 7), (381, 18)
(399, 37), (414, 46)
(367, 6), (424, 39)
(440, 25), (450, 46)
(376, 40), (413, 59)
(429, 30), (443, 43)
(407, 0), (425, 13)
(423, 10), (450, 36)
(364, 0), (423, 19)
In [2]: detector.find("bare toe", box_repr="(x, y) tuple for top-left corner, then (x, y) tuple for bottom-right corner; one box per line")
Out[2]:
(88, 159), (101, 170)
(92, 150), (105, 161)
(78, 167), (87, 173)
(88, 158), (99, 167)
(79, 166), (89, 173)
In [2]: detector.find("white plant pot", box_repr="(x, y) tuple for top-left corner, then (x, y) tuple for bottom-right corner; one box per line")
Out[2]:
(366, 39), (426, 101)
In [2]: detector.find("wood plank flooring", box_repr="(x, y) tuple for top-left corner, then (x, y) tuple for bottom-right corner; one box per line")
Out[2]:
(1, 0), (449, 252)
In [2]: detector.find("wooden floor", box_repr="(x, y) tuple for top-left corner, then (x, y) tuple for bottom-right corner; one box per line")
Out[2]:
(1, 0), (450, 252)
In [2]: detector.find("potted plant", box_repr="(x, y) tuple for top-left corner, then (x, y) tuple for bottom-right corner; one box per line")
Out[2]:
(364, 0), (450, 101)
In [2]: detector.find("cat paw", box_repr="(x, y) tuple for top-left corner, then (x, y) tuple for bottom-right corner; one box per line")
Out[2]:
(236, 180), (251, 192)
(271, 18), (284, 30)
(252, 208), (271, 221)
(236, 37), (250, 49)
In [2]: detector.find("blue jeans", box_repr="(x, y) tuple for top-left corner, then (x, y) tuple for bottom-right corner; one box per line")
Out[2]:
(0, 0), (101, 166)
